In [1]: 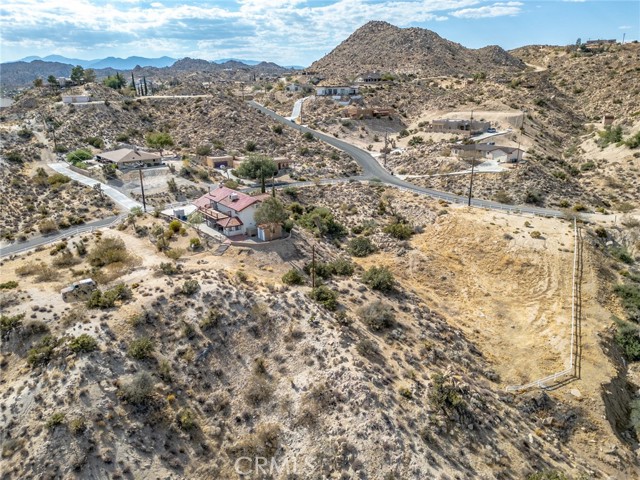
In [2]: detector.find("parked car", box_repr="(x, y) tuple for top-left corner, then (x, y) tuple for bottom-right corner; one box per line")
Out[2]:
(487, 128), (497, 133)
(61, 278), (97, 302)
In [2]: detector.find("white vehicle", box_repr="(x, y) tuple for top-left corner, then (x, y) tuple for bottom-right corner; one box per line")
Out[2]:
(61, 278), (97, 302)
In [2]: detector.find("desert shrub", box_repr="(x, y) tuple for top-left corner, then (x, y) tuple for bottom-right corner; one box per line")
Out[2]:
(0, 281), (18, 290)
(598, 125), (623, 147)
(38, 219), (58, 234)
(159, 262), (180, 275)
(358, 301), (395, 331)
(526, 472), (570, 480)
(330, 258), (355, 276)
(614, 283), (640, 322)
(182, 279), (200, 296)
(356, 339), (380, 358)
(46, 412), (65, 430)
(580, 161), (595, 172)
(624, 131), (640, 149)
(69, 334), (98, 353)
(573, 203), (588, 212)
(128, 337), (154, 360)
(594, 226), (608, 238)
(272, 124), (283, 134)
(189, 237), (201, 250)
(121, 372), (154, 405)
(428, 372), (464, 416)
(52, 251), (81, 267)
(87, 237), (129, 267)
(282, 269), (305, 285)
(87, 284), (131, 309)
(362, 266), (395, 292)
(200, 308), (221, 330)
(348, 236), (376, 257)
(304, 261), (334, 279)
(383, 222), (414, 240)
(165, 248), (184, 260)
(303, 131), (314, 141)
(15, 263), (41, 276)
(309, 286), (338, 311)
(228, 423), (281, 459)
(614, 318), (640, 361)
(69, 418), (86, 434)
(168, 219), (182, 233)
(408, 135), (424, 146)
(22, 321), (49, 337)
(67, 148), (93, 165)
(177, 408), (197, 430)
(283, 186), (298, 198)
(530, 231), (542, 239)
(195, 144), (212, 156)
(244, 376), (275, 406)
(48, 173), (71, 187)
(610, 247), (634, 265)
(298, 207), (346, 237)
(27, 335), (59, 367)
(1, 313), (24, 339)
(245, 140), (257, 151)
(524, 190), (543, 205)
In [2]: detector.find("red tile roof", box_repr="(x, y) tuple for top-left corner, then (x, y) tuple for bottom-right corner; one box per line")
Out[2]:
(193, 187), (263, 212)
(217, 217), (243, 228)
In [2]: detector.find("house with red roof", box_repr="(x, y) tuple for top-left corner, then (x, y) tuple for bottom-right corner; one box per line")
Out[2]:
(193, 186), (269, 237)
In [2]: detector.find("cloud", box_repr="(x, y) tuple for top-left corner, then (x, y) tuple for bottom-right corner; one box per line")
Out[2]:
(0, 0), (497, 63)
(619, 25), (632, 30)
(452, 2), (523, 19)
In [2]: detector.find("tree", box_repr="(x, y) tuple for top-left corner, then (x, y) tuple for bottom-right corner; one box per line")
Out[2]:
(47, 75), (59, 90)
(235, 155), (277, 193)
(187, 211), (204, 235)
(70, 65), (85, 85)
(33, 77), (43, 88)
(84, 68), (96, 83)
(254, 197), (289, 233)
(146, 132), (174, 151)
(104, 73), (126, 89)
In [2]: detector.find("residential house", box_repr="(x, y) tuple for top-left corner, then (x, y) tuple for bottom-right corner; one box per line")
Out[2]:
(450, 144), (524, 163)
(602, 114), (614, 127)
(286, 84), (301, 92)
(428, 119), (491, 134)
(258, 223), (283, 241)
(316, 86), (359, 97)
(96, 148), (162, 169)
(193, 187), (269, 237)
(355, 72), (383, 83)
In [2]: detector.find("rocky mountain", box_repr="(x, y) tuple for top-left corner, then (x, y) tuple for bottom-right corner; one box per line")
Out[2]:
(18, 55), (177, 70)
(308, 21), (525, 81)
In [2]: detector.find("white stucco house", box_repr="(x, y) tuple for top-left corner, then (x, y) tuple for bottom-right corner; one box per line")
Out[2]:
(62, 95), (91, 104)
(450, 144), (524, 163)
(315, 86), (359, 96)
(193, 187), (269, 237)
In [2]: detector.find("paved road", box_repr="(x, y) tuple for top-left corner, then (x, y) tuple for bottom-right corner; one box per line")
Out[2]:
(249, 101), (563, 218)
(49, 163), (143, 210)
(0, 215), (122, 258)
(287, 96), (311, 121)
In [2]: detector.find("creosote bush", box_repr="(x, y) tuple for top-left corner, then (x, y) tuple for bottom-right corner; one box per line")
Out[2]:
(128, 337), (155, 360)
(362, 266), (396, 292)
(87, 237), (129, 267)
(348, 236), (376, 257)
(282, 269), (305, 285)
(309, 286), (338, 311)
(358, 301), (395, 331)
(121, 372), (154, 405)
(69, 334), (98, 353)
(182, 279), (201, 296)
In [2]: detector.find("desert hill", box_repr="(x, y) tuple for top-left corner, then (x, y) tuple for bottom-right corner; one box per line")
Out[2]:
(308, 21), (524, 81)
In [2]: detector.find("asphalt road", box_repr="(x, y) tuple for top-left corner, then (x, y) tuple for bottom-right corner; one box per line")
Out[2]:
(249, 101), (564, 218)
(0, 215), (122, 258)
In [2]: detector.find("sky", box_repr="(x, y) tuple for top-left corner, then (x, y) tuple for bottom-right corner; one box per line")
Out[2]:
(1, 0), (638, 65)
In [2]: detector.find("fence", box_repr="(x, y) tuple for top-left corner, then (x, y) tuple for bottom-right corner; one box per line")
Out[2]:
(505, 219), (580, 392)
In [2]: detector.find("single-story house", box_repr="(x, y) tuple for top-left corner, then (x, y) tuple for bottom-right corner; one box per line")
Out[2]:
(230, 156), (293, 171)
(286, 84), (301, 92)
(355, 72), (383, 83)
(450, 144), (524, 163)
(204, 155), (235, 168)
(193, 187), (270, 237)
(96, 148), (162, 169)
(429, 119), (491, 133)
(316, 86), (359, 97)
(343, 105), (394, 119)
(62, 95), (91, 104)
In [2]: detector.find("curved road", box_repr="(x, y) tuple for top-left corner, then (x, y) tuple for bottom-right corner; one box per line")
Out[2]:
(249, 101), (563, 218)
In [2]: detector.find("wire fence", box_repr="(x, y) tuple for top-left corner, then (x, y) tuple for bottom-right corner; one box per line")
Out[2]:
(505, 219), (579, 392)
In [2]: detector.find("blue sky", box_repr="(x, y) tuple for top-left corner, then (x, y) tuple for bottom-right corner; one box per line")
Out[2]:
(1, 1), (638, 65)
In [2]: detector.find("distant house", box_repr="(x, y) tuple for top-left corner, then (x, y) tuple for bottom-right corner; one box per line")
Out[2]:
(429, 119), (491, 134)
(451, 144), (524, 163)
(585, 39), (616, 50)
(96, 148), (162, 169)
(286, 84), (301, 92)
(602, 114), (614, 127)
(204, 155), (235, 169)
(193, 187), (269, 238)
(343, 105), (394, 119)
(62, 95), (91, 104)
(316, 86), (359, 97)
(355, 72), (383, 83)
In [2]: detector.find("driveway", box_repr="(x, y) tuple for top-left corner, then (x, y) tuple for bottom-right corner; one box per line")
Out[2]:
(49, 163), (143, 211)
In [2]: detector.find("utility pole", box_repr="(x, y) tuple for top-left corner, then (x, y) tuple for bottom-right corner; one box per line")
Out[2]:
(516, 109), (526, 167)
(383, 132), (389, 168)
(467, 110), (475, 207)
(138, 167), (147, 212)
(311, 245), (316, 289)
(271, 174), (275, 197)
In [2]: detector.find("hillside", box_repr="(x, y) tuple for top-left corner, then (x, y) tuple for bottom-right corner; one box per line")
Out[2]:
(308, 21), (524, 81)
(1, 183), (638, 479)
